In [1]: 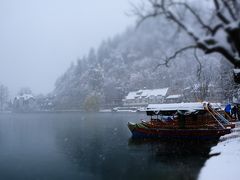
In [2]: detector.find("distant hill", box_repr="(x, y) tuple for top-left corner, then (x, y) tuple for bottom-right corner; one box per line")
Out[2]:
(53, 18), (224, 110)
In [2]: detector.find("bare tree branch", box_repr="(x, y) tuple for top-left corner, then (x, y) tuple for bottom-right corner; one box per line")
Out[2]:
(136, 12), (164, 28)
(222, 0), (237, 21)
(169, 2), (213, 34)
(214, 0), (230, 24)
(194, 48), (202, 80)
(197, 40), (240, 67)
(136, 0), (200, 41)
(167, 45), (197, 62)
(133, 0), (240, 71)
(163, 10), (199, 40)
(154, 45), (197, 71)
(130, 0), (165, 28)
(212, 23), (224, 35)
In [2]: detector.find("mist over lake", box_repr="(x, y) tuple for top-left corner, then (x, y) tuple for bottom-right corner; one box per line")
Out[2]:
(0, 0), (240, 179)
(0, 112), (216, 180)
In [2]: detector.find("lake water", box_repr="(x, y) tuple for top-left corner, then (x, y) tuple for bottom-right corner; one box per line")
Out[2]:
(0, 112), (217, 180)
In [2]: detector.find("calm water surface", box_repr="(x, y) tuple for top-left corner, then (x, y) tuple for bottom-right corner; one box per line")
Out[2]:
(0, 112), (217, 180)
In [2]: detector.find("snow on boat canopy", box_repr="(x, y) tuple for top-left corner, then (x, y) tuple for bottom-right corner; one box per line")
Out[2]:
(128, 102), (233, 140)
(146, 102), (221, 116)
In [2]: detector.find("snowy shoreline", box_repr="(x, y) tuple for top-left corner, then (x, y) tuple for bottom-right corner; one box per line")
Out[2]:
(198, 122), (240, 180)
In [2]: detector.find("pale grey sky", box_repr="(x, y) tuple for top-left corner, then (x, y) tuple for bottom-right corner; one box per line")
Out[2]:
(0, 0), (137, 97)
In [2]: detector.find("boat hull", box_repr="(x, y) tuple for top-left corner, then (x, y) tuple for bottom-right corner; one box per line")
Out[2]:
(128, 122), (231, 140)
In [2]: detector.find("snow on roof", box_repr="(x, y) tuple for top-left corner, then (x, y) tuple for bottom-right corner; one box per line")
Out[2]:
(146, 88), (168, 97)
(22, 94), (34, 99)
(166, 94), (182, 99)
(233, 69), (240, 74)
(125, 91), (138, 100)
(15, 94), (34, 101)
(125, 88), (168, 100)
(147, 102), (221, 111)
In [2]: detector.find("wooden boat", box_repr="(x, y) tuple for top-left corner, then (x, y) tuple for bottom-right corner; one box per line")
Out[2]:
(128, 102), (233, 140)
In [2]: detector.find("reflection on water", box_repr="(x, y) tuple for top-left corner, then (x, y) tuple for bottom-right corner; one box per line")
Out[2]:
(128, 139), (218, 180)
(0, 112), (218, 180)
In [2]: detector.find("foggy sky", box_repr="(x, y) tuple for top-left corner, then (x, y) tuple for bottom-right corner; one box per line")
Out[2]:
(0, 0), (136, 97)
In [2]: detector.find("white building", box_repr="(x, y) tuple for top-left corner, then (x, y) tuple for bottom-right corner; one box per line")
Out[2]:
(13, 94), (37, 112)
(123, 88), (169, 106)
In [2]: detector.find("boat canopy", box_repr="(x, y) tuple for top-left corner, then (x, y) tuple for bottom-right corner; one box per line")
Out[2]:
(146, 102), (221, 116)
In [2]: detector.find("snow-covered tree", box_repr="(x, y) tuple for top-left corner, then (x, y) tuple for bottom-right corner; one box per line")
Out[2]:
(88, 65), (104, 92)
(133, 0), (240, 81)
(54, 16), (228, 109)
(83, 94), (100, 112)
(0, 84), (9, 111)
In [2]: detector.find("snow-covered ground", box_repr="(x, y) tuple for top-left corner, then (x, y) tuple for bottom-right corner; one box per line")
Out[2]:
(198, 122), (240, 180)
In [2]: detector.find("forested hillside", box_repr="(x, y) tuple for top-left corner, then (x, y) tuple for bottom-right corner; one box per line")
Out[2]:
(53, 18), (229, 110)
